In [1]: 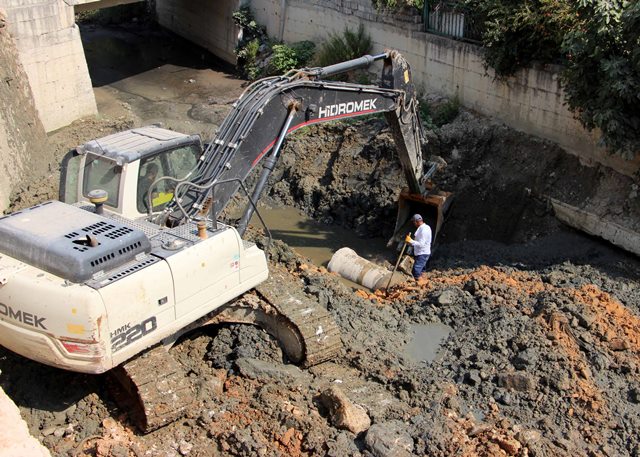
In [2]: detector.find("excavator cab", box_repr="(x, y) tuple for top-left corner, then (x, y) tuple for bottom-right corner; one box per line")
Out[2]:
(59, 127), (202, 219)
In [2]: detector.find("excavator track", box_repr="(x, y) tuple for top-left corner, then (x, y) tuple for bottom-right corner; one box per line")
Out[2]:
(112, 264), (341, 433)
(112, 344), (194, 433)
(253, 267), (343, 367)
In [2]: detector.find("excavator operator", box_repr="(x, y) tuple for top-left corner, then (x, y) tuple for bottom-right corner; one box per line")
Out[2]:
(138, 162), (159, 212)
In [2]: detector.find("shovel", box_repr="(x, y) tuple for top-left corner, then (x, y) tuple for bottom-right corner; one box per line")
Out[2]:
(385, 233), (410, 292)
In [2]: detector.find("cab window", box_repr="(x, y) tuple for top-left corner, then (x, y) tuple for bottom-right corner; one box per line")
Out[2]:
(82, 154), (122, 207)
(60, 149), (82, 203)
(137, 145), (199, 213)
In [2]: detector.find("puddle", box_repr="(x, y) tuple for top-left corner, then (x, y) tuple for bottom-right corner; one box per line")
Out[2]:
(405, 323), (452, 364)
(252, 206), (390, 268)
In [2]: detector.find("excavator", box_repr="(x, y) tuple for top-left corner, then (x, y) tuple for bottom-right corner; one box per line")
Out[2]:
(0, 51), (451, 432)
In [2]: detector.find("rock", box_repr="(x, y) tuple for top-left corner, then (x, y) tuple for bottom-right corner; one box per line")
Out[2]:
(496, 437), (522, 455)
(609, 338), (629, 351)
(109, 444), (129, 457)
(64, 404), (77, 420)
(435, 289), (456, 306)
(512, 348), (537, 369)
(629, 388), (640, 404)
(497, 372), (536, 391)
(364, 421), (413, 457)
(516, 429), (542, 444)
(549, 372), (571, 392)
(463, 280), (479, 294)
(236, 357), (307, 384)
(464, 370), (482, 386)
(179, 440), (193, 455)
(320, 386), (371, 435)
(41, 426), (56, 437)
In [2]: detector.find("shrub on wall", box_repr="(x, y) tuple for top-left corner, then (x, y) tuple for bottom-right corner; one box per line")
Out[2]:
(314, 25), (373, 82)
(463, 0), (640, 157)
(233, 7), (315, 79)
(233, 7), (268, 79)
(561, 1), (640, 158)
(314, 24), (372, 67)
(371, 0), (424, 10)
(461, 0), (572, 77)
(270, 41), (316, 74)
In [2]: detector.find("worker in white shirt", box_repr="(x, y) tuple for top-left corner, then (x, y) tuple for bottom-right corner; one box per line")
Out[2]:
(405, 214), (432, 279)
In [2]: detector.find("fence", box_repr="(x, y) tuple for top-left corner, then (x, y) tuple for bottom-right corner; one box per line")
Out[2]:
(423, 0), (483, 43)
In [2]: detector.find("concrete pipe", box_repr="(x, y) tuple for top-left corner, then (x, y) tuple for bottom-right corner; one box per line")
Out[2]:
(328, 247), (392, 290)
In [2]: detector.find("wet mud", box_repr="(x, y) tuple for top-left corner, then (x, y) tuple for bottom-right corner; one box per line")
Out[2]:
(1, 19), (639, 457)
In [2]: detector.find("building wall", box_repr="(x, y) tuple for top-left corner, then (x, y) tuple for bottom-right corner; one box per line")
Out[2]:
(1, 0), (97, 133)
(156, 0), (240, 64)
(0, 8), (50, 212)
(250, 0), (639, 177)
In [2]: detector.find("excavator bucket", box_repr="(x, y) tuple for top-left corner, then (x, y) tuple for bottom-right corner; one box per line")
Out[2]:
(388, 188), (454, 249)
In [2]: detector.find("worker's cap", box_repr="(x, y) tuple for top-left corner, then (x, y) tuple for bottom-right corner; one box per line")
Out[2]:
(411, 214), (423, 221)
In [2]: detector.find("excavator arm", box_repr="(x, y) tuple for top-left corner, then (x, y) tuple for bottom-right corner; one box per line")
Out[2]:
(161, 51), (447, 239)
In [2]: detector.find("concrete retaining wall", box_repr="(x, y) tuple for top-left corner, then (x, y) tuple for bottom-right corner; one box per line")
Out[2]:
(1, 0), (97, 132)
(249, 0), (639, 177)
(156, 0), (240, 64)
(0, 8), (50, 212)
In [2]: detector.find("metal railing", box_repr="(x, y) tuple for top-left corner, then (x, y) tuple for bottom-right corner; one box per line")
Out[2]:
(423, 0), (483, 43)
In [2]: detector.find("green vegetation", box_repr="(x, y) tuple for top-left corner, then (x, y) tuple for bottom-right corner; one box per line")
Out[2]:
(461, 0), (572, 77)
(561, 1), (640, 157)
(314, 24), (372, 67)
(420, 97), (461, 129)
(371, 0), (424, 10)
(463, 0), (640, 157)
(270, 41), (316, 74)
(233, 7), (315, 79)
(232, 7), (267, 79)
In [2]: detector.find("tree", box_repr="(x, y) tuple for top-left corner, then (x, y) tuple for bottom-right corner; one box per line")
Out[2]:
(561, 1), (640, 157)
(464, 0), (640, 157)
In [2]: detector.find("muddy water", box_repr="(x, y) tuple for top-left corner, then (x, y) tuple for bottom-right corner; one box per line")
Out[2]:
(252, 206), (390, 267)
(80, 23), (244, 135)
(405, 322), (452, 363)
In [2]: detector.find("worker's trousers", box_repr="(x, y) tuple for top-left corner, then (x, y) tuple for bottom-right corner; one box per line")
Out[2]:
(412, 254), (429, 279)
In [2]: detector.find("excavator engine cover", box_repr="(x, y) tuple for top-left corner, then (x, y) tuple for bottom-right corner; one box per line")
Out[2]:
(0, 201), (151, 283)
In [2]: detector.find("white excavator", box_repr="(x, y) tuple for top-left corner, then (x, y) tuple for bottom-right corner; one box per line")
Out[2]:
(0, 51), (451, 431)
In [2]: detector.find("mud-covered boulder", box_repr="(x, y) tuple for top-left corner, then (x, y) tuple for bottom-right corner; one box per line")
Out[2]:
(364, 421), (414, 457)
(319, 386), (371, 435)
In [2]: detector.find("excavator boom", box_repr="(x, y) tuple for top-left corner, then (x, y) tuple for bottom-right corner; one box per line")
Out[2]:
(160, 51), (447, 241)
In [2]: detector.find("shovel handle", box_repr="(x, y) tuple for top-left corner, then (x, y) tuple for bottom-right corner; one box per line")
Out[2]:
(385, 233), (410, 291)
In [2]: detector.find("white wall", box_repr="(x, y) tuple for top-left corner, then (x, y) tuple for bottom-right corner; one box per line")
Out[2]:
(1, 0), (97, 132)
(251, 0), (639, 177)
(156, 0), (240, 64)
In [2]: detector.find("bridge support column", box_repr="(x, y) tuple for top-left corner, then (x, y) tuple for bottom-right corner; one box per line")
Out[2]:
(2, 0), (97, 132)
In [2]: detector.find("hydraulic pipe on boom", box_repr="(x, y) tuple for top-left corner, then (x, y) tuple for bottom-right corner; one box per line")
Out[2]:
(311, 53), (388, 79)
(237, 101), (300, 235)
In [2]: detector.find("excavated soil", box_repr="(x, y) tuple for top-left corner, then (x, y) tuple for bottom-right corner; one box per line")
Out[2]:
(1, 20), (639, 457)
